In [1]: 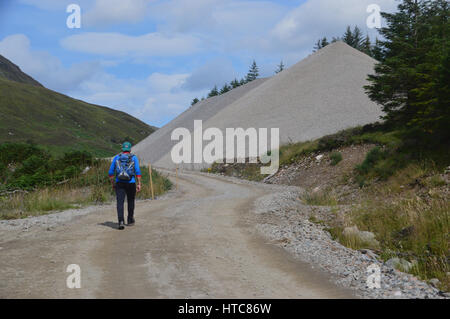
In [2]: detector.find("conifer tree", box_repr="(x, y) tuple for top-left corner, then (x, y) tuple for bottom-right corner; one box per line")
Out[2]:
(365, 0), (449, 141)
(220, 84), (231, 94)
(362, 35), (372, 56)
(245, 60), (259, 82)
(275, 61), (285, 74)
(191, 98), (199, 106)
(207, 85), (219, 98)
(230, 78), (240, 88)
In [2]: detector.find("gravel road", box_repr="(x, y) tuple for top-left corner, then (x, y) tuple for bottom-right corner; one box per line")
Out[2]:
(0, 170), (354, 299)
(1, 170), (443, 299)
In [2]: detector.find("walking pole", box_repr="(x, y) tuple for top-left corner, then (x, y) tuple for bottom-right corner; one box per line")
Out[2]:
(149, 164), (154, 200)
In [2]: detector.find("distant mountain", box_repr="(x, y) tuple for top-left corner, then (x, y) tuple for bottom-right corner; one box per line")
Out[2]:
(0, 54), (156, 157)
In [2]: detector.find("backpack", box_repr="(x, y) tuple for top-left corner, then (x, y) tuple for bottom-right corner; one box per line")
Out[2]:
(115, 153), (135, 181)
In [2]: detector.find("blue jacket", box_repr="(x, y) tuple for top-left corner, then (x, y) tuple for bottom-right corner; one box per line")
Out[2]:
(108, 152), (142, 183)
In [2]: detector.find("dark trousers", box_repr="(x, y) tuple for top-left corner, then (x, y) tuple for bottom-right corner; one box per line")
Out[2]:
(115, 182), (136, 223)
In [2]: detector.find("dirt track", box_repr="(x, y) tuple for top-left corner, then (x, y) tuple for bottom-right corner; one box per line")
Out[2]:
(0, 171), (354, 298)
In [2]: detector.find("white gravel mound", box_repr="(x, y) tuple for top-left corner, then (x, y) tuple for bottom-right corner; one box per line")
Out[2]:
(133, 78), (267, 167)
(134, 42), (383, 169)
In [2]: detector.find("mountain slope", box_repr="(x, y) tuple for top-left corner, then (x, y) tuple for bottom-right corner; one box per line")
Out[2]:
(0, 55), (43, 87)
(0, 55), (156, 157)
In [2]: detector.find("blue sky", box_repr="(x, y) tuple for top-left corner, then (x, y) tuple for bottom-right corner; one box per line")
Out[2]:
(0, 0), (397, 127)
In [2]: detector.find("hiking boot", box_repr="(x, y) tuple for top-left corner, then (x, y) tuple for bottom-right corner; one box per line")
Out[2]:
(127, 218), (135, 226)
(118, 221), (125, 230)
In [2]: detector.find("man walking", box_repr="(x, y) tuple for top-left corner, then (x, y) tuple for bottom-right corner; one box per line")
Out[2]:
(108, 142), (142, 230)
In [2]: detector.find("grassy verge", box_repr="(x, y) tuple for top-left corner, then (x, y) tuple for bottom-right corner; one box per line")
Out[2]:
(301, 188), (338, 206)
(0, 159), (172, 220)
(209, 123), (403, 178)
(318, 161), (449, 291)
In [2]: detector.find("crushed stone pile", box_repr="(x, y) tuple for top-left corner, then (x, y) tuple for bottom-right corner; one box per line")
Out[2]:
(134, 42), (383, 170)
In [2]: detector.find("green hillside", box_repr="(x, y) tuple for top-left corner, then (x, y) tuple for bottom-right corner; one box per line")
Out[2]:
(0, 55), (156, 157)
(0, 55), (43, 87)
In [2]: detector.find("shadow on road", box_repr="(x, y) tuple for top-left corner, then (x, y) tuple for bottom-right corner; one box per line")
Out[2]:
(98, 221), (118, 229)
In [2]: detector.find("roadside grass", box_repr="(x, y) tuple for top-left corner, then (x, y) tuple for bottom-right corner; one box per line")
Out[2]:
(349, 195), (449, 289)
(138, 166), (173, 199)
(300, 189), (338, 206)
(0, 186), (95, 219)
(0, 159), (172, 219)
(209, 162), (264, 181)
(279, 140), (318, 166)
(328, 162), (450, 290)
(330, 152), (343, 166)
(327, 226), (380, 250)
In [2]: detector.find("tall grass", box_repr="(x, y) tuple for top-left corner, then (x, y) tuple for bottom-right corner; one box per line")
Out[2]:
(0, 159), (172, 219)
(301, 189), (338, 206)
(0, 185), (96, 219)
(137, 166), (173, 199)
(350, 195), (449, 288)
(330, 162), (450, 290)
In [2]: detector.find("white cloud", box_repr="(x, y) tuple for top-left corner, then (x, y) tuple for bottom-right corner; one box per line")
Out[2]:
(150, 0), (287, 56)
(83, 0), (150, 27)
(269, 0), (398, 52)
(150, 0), (220, 33)
(19, 0), (151, 26)
(74, 71), (203, 126)
(182, 58), (238, 91)
(18, 0), (74, 10)
(60, 32), (202, 57)
(0, 34), (100, 92)
(147, 72), (189, 93)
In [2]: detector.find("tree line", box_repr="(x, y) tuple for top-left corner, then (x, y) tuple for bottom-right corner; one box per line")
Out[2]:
(191, 60), (285, 106)
(313, 25), (384, 60)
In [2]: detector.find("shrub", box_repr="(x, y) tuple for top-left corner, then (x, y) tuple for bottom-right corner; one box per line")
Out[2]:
(61, 151), (93, 167)
(355, 146), (386, 175)
(330, 152), (343, 166)
(317, 127), (363, 151)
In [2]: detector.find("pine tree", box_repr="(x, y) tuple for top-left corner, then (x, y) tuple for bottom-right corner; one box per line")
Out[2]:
(245, 60), (259, 82)
(207, 85), (219, 98)
(364, 0), (449, 141)
(313, 39), (322, 52)
(371, 38), (385, 61)
(331, 36), (341, 43)
(275, 61), (285, 74)
(220, 84), (231, 94)
(191, 98), (200, 106)
(352, 26), (364, 50)
(314, 37), (329, 51)
(342, 25), (364, 50)
(362, 35), (372, 56)
(239, 78), (246, 86)
(342, 26), (354, 47)
(230, 78), (240, 88)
